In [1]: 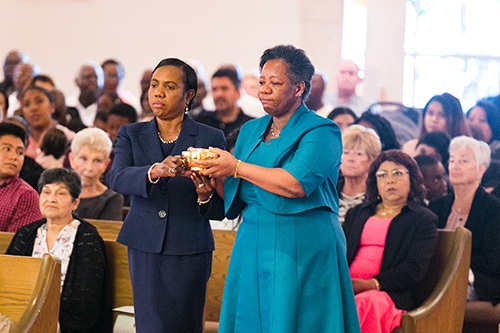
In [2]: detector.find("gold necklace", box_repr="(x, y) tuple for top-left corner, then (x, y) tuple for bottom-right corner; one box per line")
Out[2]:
(270, 123), (280, 137)
(380, 203), (400, 217)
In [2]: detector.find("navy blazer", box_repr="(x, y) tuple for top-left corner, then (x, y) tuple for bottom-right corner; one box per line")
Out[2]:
(343, 201), (438, 310)
(107, 116), (226, 255)
(429, 186), (500, 305)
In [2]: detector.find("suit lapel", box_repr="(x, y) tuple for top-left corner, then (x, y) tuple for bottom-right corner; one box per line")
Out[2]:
(237, 105), (308, 167)
(237, 116), (271, 163)
(140, 118), (165, 163)
(171, 116), (197, 156)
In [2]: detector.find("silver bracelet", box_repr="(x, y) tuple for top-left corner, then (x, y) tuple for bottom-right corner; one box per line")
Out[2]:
(148, 163), (160, 184)
(197, 192), (214, 205)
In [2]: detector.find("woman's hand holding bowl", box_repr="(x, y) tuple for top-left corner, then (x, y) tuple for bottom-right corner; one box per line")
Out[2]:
(190, 172), (215, 202)
(151, 155), (185, 179)
(196, 147), (239, 179)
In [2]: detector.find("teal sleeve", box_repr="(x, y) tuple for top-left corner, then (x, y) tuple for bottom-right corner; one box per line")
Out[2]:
(281, 124), (342, 197)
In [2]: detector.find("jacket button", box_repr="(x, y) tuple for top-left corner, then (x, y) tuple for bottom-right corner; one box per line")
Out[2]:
(158, 210), (167, 218)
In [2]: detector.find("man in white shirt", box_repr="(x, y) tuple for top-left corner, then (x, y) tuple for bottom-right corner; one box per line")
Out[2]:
(202, 63), (266, 118)
(7, 62), (38, 117)
(328, 60), (376, 117)
(101, 59), (141, 112)
(66, 62), (104, 127)
(0, 50), (29, 95)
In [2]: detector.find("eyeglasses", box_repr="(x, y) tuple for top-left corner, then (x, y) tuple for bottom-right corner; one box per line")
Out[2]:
(375, 169), (409, 180)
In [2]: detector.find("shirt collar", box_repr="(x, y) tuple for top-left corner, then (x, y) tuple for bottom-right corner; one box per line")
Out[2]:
(1, 175), (20, 187)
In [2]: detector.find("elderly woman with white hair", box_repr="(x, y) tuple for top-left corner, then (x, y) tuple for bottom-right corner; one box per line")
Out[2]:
(338, 124), (381, 224)
(429, 136), (500, 330)
(69, 127), (123, 220)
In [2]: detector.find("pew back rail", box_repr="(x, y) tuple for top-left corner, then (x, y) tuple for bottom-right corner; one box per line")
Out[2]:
(0, 253), (61, 333)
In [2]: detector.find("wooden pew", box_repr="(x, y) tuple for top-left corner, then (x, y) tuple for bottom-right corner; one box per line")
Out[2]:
(400, 227), (472, 332)
(204, 228), (473, 333)
(104, 240), (134, 309)
(0, 231), (13, 254)
(0, 220), (123, 251)
(2, 224), (236, 332)
(204, 230), (237, 332)
(86, 219), (123, 241)
(0, 219), (123, 252)
(0, 229), (133, 328)
(122, 206), (130, 220)
(0, 253), (61, 333)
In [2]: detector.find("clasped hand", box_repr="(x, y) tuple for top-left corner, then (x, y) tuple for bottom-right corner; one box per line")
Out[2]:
(351, 278), (377, 295)
(151, 156), (214, 200)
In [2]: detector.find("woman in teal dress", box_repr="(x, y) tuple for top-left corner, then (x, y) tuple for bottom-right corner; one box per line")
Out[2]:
(198, 45), (360, 332)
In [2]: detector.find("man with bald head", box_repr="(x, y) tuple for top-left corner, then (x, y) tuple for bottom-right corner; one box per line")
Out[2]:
(329, 60), (376, 117)
(305, 71), (333, 117)
(66, 63), (104, 130)
(7, 62), (39, 117)
(0, 50), (29, 95)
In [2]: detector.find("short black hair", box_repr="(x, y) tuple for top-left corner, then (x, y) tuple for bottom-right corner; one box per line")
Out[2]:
(417, 131), (451, 166)
(355, 111), (400, 150)
(20, 85), (54, 104)
(94, 111), (109, 123)
(39, 128), (67, 159)
(0, 122), (27, 143)
(259, 45), (315, 101)
(2, 116), (29, 144)
(38, 168), (82, 200)
(101, 58), (125, 81)
(212, 67), (241, 89)
(109, 103), (138, 123)
(414, 154), (440, 168)
(32, 74), (55, 88)
(327, 107), (358, 121)
(152, 58), (198, 110)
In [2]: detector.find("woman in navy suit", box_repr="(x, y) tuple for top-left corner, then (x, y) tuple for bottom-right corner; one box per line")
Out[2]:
(107, 58), (226, 332)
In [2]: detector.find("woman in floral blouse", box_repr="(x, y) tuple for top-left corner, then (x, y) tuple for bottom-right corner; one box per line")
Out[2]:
(7, 168), (112, 332)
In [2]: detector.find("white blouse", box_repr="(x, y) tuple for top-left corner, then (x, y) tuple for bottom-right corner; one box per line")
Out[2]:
(32, 220), (81, 289)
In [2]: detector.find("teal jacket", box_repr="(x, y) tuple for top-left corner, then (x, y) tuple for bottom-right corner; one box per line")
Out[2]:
(224, 104), (342, 218)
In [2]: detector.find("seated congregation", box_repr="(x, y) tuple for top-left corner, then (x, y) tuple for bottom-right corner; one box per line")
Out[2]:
(1, 47), (500, 333)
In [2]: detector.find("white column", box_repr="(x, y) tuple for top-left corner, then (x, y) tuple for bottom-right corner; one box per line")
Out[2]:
(364, 0), (407, 102)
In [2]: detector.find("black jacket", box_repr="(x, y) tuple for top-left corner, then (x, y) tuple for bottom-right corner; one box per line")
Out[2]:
(429, 186), (500, 305)
(7, 218), (113, 332)
(343, 201), (438, 310)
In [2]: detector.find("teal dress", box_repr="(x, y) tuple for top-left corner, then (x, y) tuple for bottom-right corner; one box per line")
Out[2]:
(219, 105), (360, 333)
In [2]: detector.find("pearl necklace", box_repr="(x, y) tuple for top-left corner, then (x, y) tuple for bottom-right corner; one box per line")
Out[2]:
(270, 123), (280, 137)
(158, 132), (178, 144)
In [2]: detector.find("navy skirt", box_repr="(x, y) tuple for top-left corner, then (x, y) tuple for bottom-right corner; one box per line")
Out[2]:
(128, 248), (212, 333)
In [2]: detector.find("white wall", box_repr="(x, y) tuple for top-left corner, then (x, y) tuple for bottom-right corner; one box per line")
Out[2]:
(1, 0), (404, 104)
(0, 0), (307, 98)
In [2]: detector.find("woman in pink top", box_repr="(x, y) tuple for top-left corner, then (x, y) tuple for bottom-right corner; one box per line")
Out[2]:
(20, 86), (73, 159)
(343, 150), (438, 333)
